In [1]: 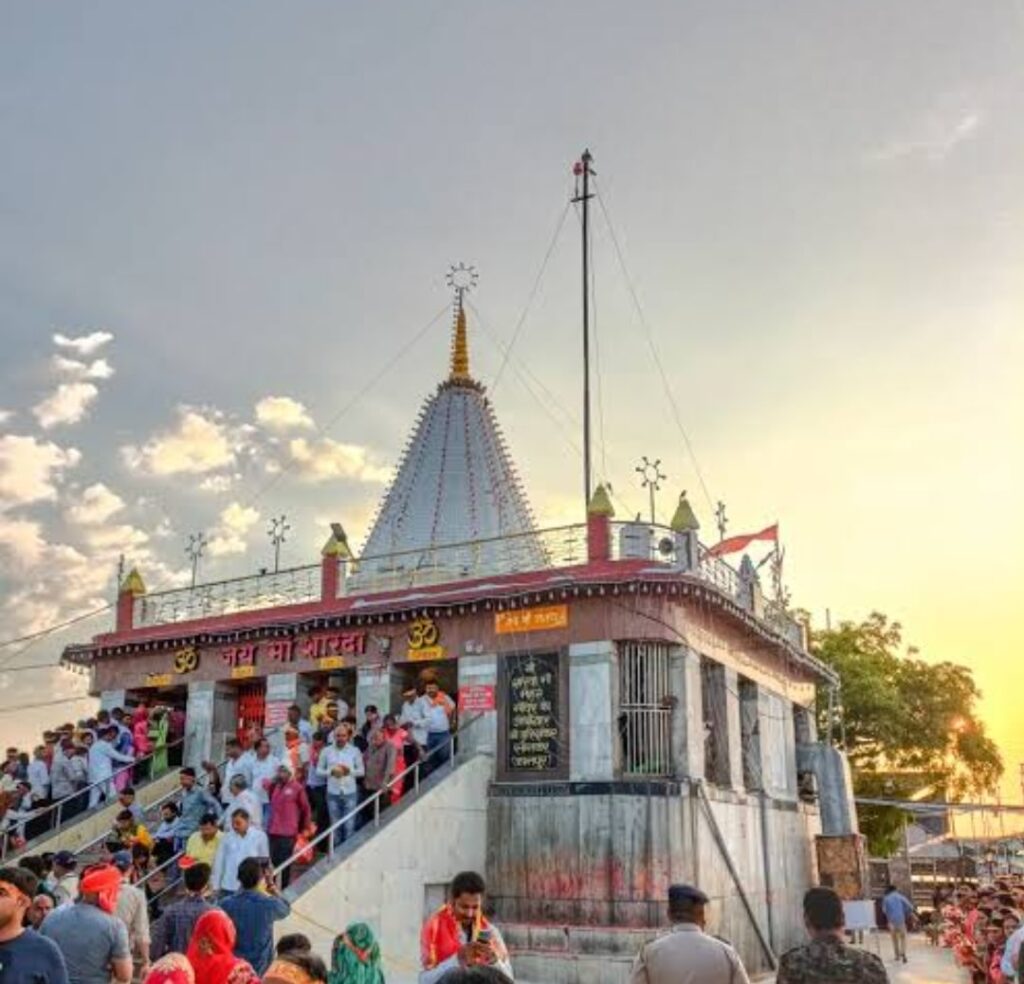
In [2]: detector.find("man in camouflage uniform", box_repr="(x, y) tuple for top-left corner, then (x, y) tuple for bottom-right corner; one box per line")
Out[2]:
(777, 887), (889, 984)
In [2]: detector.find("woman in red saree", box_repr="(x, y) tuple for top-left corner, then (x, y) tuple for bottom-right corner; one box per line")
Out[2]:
(186, 909), (260, 984)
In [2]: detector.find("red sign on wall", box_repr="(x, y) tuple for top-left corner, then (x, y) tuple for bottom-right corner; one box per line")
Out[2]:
(458, 684), (496, 712)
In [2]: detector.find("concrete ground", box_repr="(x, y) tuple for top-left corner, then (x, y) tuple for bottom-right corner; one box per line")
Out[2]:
(760, 935), (966, 983)
(391, 934), (965, 983)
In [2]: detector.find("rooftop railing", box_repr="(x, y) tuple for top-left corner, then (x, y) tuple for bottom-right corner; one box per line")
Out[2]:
(126, 521), (805, 648)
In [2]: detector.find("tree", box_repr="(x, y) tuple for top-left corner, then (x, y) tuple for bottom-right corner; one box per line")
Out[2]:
(811, 611), (1003, 856)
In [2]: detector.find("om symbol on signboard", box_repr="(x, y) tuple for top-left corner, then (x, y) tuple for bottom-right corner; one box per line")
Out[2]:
(173, 646), (199, 674)
(408, 617), (439, 651)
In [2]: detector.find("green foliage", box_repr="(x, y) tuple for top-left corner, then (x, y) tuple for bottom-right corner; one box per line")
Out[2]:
(811, 611), (1003, 855)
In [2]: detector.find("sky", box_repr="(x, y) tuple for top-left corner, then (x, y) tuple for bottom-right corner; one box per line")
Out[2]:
(1, 3), (1021, 801)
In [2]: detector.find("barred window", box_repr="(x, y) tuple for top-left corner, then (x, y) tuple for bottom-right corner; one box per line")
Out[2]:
(618, 641), (673, 776)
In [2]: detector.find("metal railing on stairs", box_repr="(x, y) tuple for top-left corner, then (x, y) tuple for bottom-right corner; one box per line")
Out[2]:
(1, 738), (186, 860)
(272, 714), (485, 887)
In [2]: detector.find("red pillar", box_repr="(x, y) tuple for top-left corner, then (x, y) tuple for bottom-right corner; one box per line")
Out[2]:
(586, 484), (615, 563)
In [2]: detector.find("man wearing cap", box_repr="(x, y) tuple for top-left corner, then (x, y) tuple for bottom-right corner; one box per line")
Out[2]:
(41, 863), (132, 983)
(776, 886), (888, 983)
(0, 865), (68, 982)
(111, 852), (150, 983)
(51, 853), (78, 908)
(630, 884), (751, 984)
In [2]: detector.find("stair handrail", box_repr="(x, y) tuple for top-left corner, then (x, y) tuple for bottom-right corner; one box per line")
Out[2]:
(1, 737), (187, 860)
(272, 713), (486, 884)
(71, 728), (284, 860)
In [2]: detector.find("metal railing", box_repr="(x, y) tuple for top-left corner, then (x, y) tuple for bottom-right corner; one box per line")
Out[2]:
(124, 521), (806, 651)
(69, 730), (280, 861)
(272, 714), (485, 884)
(134, 564), (322, 627)
(0, 738), (186, 860)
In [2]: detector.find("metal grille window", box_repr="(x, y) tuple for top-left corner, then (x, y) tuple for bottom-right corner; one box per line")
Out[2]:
(618, 642), (673, 776)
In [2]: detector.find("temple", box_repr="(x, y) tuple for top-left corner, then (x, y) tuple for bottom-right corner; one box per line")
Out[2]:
(60, 278), (857, 981)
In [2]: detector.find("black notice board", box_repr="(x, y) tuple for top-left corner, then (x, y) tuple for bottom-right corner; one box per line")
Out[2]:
(499, 651), (568, 780)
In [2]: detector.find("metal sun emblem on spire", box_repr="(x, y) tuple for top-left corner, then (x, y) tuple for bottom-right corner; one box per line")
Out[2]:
(446, 261), (478, 300)
(446, 263), (478, 383)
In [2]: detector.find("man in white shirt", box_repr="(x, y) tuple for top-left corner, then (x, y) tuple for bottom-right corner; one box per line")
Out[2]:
(249, 739), (279, 828)
(317, 723), (364, 847)
(222, 775), (263, 831)
(88, 726), (135, 808)
(211, 806), (270, 896)
(419, 682), (455, 772)
(399, 688), (428, 749)
(215, 739), (253, 806)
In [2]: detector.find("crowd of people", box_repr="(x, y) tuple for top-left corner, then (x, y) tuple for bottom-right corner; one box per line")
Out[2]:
(934, 876), (1024, 982)
(0, 703), (185, 850)
(0, 851), (513, 984)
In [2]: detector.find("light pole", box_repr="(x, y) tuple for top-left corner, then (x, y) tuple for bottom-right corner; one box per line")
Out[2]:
(185, 532), (207, 589)
(635, 456), (666, 525)
(268, 514), (290, 573)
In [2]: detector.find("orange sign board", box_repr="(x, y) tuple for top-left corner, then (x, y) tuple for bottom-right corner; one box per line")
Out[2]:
(145, 673), (173, 688)
(231, 665), (256, 680)
(408, 645), (445, 662)
(318, 656), (345, 670)
(495, 604), (568, 635)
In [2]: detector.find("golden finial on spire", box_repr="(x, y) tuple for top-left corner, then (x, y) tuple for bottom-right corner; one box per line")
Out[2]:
(446, 262), (478, 383)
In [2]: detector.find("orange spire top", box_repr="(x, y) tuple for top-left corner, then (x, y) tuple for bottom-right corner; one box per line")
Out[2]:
(450, 301), (471, 382)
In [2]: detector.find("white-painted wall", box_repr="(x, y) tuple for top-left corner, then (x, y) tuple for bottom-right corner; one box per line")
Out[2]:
(276, 754), (493, 984)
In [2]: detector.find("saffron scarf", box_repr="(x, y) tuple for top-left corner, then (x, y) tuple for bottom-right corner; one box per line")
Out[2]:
(186, 910), (260, 984)
(329, 923), (384, 984)
(420, 904), (505, 970)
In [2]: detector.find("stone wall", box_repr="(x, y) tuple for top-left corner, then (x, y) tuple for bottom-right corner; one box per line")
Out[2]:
(489, 782), (820, 979)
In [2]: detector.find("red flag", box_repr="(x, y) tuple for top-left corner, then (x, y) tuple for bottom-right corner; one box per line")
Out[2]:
(708, 523), (778, 558)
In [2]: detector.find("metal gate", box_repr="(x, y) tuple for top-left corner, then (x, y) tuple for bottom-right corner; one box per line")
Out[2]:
(236, 681), (267, 743)
(618, 641), (672, 776)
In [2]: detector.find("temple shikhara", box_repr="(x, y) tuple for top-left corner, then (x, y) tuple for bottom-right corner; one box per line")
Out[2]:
(61, 256), (859, 980)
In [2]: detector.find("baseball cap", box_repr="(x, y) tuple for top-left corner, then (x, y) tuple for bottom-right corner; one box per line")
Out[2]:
(111, 850), (132, 870)
(54, 850), (76, 869)
(668, 884), (710, 906)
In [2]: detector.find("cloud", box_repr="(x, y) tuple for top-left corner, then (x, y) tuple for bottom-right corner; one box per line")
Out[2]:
(0, 435), (80, 507)
(288, 437), (391, 484)
(53, 330), (113, 356)
(0, 410), (12, 426)
(122, 407), (237, 476)
(52, 355), (115, 381)
(198, 474), (235, 493)
(33, 382), (100, 429)
(208, 501), (260, 556)
(0, 515), (48, 569)
(255, 396), (314, 432)
(65, 483), (125, 525)
(865, 97), (984, 165)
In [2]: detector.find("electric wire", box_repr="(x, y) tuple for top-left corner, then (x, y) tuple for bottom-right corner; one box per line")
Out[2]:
(491, 201), (572, 393)
(238, 303), (453, 512)
(593, 182), (716, 514)
(0, 603), (113, 654)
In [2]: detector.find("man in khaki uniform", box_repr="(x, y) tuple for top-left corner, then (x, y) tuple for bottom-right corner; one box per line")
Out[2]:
(630, 884), (751, 984)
